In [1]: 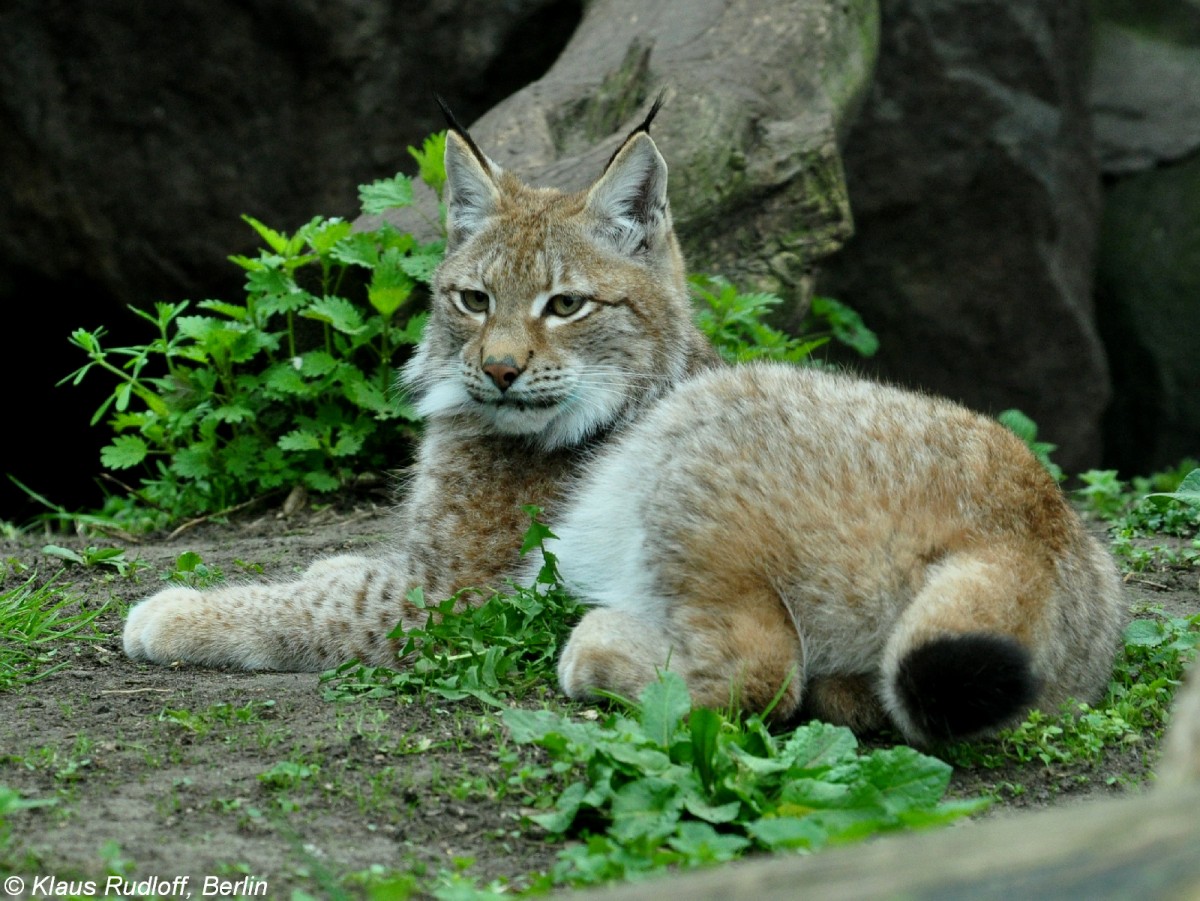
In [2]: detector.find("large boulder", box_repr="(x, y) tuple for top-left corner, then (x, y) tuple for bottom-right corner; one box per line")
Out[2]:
(1089, 0), (1200, 474)
(1095, 154), (1200, 474)
(814, 0), (1108, 474)
(1089, 0), (1200, 173)
(373, 0), (881, 307)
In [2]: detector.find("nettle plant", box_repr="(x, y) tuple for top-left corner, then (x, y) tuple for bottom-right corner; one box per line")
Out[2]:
(65, 135), (449, 527)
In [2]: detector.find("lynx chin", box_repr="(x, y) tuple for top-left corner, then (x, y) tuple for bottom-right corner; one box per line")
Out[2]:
(124, 99), (1124, 746)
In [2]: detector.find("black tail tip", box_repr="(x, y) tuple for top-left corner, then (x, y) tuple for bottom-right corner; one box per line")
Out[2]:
(895, 633), (1040, 742)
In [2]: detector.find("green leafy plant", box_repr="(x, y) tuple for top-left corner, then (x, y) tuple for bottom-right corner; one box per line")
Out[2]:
(62, 138), (449, 529)
(1147, 467), (1200, 510)
(321, 508), (582, 706)
(690, 275), (877, 364)
(40, 544), (143, 576)
(505, 671), (984, 889)
(162, 551), (224, 588)
(1077, 462), (1200, 571)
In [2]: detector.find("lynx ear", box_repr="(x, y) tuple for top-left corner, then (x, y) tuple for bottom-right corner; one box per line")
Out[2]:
(443, 126), (502, 248)
(584, 131), (670, 257)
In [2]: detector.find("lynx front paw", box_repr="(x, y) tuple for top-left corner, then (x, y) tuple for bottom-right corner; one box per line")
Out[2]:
(123, 588), (210, 664)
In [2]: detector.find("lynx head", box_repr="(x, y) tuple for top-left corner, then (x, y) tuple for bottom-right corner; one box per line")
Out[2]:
(402, 97), (711, 449)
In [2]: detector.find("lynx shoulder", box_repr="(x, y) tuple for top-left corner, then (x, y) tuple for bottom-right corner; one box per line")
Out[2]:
(124, 102), (1124, 746)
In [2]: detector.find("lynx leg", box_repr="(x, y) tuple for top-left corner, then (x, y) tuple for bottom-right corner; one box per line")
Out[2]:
(880, 544), (1046, 745)
(123, 554), (413, 671)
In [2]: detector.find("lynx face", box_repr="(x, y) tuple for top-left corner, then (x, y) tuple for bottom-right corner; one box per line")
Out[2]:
(402, 120), (701, 449)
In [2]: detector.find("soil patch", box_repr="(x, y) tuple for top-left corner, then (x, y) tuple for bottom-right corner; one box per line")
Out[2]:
(1, 503), (1197, 899)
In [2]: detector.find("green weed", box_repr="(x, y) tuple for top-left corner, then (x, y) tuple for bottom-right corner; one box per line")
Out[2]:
(259, 760), (320, 791)
(0, 784), (56, 853)
(62, 138), (449, 530)
(40, 544), (145, 577)
(690, 275), (877, 364)
(1076, 463), (1200, 571)
(0, 574), (110, 690)
(161, 551), (224, 588)
(322, 508), (581, 707)
(504, 670), (984, 889)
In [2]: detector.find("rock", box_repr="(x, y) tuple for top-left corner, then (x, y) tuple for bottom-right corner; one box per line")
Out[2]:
(371, 0), (881, 307)
(1095, 153), (1200, 475)
(814, 0), (1108, 474)
(1089, 0), (1200, 174)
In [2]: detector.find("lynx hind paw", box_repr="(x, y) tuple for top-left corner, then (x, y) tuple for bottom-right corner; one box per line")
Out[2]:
(558, 608), (669, 703)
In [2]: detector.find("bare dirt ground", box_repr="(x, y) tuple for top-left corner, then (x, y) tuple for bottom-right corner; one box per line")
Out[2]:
(1, 500), (1197, 900)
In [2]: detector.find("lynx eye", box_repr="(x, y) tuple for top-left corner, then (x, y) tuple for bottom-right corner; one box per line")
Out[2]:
(458, 289), (491, 314)
(545, 294), (589, 318)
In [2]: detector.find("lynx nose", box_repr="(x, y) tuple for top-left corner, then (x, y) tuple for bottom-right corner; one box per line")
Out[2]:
(483, 359), (522, 391)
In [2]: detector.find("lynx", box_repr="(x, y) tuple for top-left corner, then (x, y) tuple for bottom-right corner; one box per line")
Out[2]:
(124, 101), (1124, 745)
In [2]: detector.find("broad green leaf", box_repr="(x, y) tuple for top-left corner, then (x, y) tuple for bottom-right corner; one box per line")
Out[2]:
(330, 232), (380, 268)
(278, 430), (321, 452)
(307, 218), (352, 255)
(170, 446), (214, 479)
(212, 404), (255, 423)
(331, 429), (366, 458)
(298, 351), (339, 377)
(667, 821), (750, 862)
(302, 469), (340, 492)
(243, 264), (292, 297)
(860, 747), (951, 815)
(609, 777), (683, 843)
(100, 435), (148, 469)
(369, 247), (417, 318)
(264, 365), (307, 395)
(1148, 469), (1200, 509)
(343, 378), (395, 417)
(241, 215), (289, 253)
(781, 721), (859, 771)
(400, 245), (444, 284)
(688, 706), (722, 792)
(301, 296), (365, 335)
(359, 174), (414, 214)
(745, 815), (829, 851)
(680, 792), (741, 825)
(409, 131), (447, 196)
(531, 780), (588, 834)
(197, 299), (249, 321)
(639, 671), (692, 748)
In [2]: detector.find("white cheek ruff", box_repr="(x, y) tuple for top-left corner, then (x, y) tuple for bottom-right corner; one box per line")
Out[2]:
(413, 380), (475, 419)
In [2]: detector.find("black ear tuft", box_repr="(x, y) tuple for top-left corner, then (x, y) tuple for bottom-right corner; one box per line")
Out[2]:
(434, 93), (492, 173)
(633, 90), (667, 136)
(605, 91), (668, 170)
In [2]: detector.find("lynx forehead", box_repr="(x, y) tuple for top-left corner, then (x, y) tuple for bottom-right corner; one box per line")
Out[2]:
(123, 99), (1124, 748)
